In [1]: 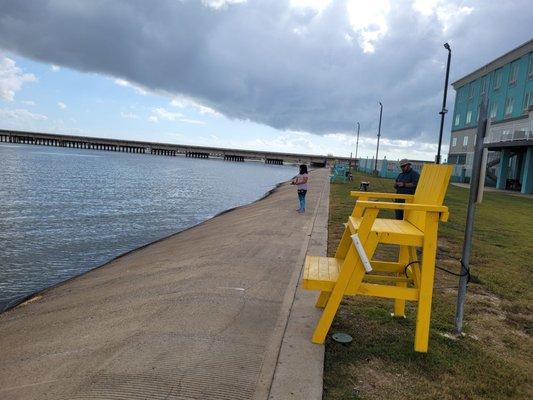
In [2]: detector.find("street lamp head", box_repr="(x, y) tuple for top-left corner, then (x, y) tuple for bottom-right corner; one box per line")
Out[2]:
(444, 42), (451, 51)
(379, 101), (383, 107)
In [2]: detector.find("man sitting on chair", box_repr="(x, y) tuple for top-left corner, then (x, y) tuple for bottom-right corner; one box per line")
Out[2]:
(394, 159), (419, 220)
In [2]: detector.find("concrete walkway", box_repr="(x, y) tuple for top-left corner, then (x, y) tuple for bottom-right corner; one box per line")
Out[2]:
(0, 169), (329, 400)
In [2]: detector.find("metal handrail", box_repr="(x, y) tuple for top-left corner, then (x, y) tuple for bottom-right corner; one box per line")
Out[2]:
(484, 118), (533, 144)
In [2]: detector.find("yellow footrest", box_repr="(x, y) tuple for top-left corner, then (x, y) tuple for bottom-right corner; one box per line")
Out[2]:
(303, 256), (342, 291)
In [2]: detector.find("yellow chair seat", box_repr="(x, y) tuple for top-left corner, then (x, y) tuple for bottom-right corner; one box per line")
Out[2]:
(303, 255), (420, 299)
(303, 256), (342, 291)
(348, 216), (424, 246)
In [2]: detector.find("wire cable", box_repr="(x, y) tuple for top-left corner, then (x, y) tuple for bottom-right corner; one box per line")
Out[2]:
(403, 259), (471, 283)
(403, 260), (420, 277)
(436, 259), (471, 283)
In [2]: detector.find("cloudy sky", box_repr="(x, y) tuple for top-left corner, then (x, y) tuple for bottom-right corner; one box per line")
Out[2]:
(0, 0), (531, 160)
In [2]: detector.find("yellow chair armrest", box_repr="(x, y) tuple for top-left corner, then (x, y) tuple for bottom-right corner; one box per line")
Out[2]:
(356, 201), (449, 214)
(350, 191), (414, 201)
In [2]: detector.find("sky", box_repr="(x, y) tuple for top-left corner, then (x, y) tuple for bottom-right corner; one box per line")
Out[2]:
(0, 0), (531, 161)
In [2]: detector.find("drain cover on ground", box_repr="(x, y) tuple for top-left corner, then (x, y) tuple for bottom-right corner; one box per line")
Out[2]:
(332, 332), (353, 344)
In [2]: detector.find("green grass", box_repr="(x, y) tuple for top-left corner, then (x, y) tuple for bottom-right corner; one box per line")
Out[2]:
(323, 171), (533, 400)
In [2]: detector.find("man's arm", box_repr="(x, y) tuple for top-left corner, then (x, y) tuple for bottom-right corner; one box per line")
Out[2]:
(403, 170), (420, 188)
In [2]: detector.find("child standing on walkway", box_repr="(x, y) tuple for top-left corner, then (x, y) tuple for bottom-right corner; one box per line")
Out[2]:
(291, 164), (309, 213)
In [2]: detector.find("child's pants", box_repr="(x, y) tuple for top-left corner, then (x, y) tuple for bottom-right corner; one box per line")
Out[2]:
(297, 189), (307, 211)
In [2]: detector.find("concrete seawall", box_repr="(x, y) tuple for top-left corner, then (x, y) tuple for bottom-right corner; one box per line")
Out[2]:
(0, 169), (329, 399)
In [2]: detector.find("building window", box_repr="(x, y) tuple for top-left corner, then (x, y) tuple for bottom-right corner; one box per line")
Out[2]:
(463, 136), (468, 146)
(509, 61), (519, 85)
(457, 87), (464, 101)
(480, 76), (487, 95)
(504, 96), (514, 116)
(524, 90), (533, 112)
(452, 137), (457, 147)
(466, 110), (472, 124)
(490, 102), (498, 119)
(468, 83), (475, 99)
(454, 113), (460, 126)
(528, 53), (533, 80)
(493, 68), (502, 90)
(447, 154), (466, 165)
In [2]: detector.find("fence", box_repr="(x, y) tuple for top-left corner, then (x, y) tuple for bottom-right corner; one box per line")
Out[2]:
(357, 158), (425, 179)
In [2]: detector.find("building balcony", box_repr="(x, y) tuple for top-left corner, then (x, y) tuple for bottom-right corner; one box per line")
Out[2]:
(484, 109), (533, 150)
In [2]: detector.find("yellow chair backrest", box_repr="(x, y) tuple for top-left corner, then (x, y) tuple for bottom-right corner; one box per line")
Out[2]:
(405, 164), (453, 232)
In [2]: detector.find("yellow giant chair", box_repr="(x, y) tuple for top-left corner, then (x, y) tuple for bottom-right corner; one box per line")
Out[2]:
(303, 164), (453, 352)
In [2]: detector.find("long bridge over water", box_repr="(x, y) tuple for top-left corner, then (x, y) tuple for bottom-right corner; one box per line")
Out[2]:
(0, 129), (351, 167)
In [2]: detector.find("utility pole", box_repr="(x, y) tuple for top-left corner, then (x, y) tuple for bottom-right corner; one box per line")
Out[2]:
(355, 122), (360, 170)
(437, 43), (452, 164)
(455, 100), (487, 333)
(374, 102), (383, 174)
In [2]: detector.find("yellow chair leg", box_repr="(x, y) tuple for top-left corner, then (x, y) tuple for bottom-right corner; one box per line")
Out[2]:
(393, 246), (409, 317)
(312, 247), (365, 344)
(312, 231), (379, 344)
(414, 215), (439, 353)
(315, 291), (330, 308)
(334, 227), (352, 259)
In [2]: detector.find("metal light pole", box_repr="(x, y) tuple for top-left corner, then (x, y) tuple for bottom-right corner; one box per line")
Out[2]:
(436, 42), (452, 164)
(374, 102), (383, 174)
(455, 100), (487, 333)
(355, 122), (360, 169)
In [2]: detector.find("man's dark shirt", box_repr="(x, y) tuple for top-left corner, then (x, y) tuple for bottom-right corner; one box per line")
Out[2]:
(395, 168), (420, 194)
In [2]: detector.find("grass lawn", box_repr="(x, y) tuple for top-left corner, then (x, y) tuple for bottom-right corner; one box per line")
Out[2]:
(323, 171), (533, 400)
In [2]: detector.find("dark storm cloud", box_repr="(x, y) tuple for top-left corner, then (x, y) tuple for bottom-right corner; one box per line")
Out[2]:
(0, 0), (531, 142)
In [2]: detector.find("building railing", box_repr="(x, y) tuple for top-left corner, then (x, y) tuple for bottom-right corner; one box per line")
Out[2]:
(484, 117), (533, 144)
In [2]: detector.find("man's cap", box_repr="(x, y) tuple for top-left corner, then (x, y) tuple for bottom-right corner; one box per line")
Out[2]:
(398, 159), (411, 167)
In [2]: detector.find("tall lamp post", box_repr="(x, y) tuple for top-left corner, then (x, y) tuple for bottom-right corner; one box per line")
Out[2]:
(355, 122), (360, 169)
(436, 42), (451, 164)
(374, 102), (383, 174)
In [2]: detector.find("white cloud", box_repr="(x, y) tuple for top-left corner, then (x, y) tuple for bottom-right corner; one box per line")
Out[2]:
(290, 0), (332, 13)
(202, 0), (247, 10)
(114, 78), (148, 95)
(170, 97), (221, 116)
(0, 108), (47, 120)
(435, 4), (473, 33)
(51, 65), (60, 71)
(151, 107), (183, 121)
(58, 101), (67, 109)
(0, 55), (37, 101)
(149, 107), (206, 124)
(180, 118), (206, 125)
(347, 0), (391, 53)
(412, 0), (474, 33)
(21, 100), (35, 106)
(412, 0), (440, 15)
(324, 132), (439, 160)
(120, 111), (139, 119)
(254, 131), (317, 153)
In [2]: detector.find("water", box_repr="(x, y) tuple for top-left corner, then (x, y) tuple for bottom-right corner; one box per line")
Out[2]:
(0, 144), (296, 311)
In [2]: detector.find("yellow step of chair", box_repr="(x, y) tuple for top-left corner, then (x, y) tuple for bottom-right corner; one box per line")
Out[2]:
(303, 164), (453, 352)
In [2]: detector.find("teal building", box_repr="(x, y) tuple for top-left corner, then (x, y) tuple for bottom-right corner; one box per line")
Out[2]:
(448, 39), (533, 194)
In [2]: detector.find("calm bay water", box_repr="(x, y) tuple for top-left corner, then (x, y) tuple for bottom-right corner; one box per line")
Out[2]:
(0, 144), (296, 311)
